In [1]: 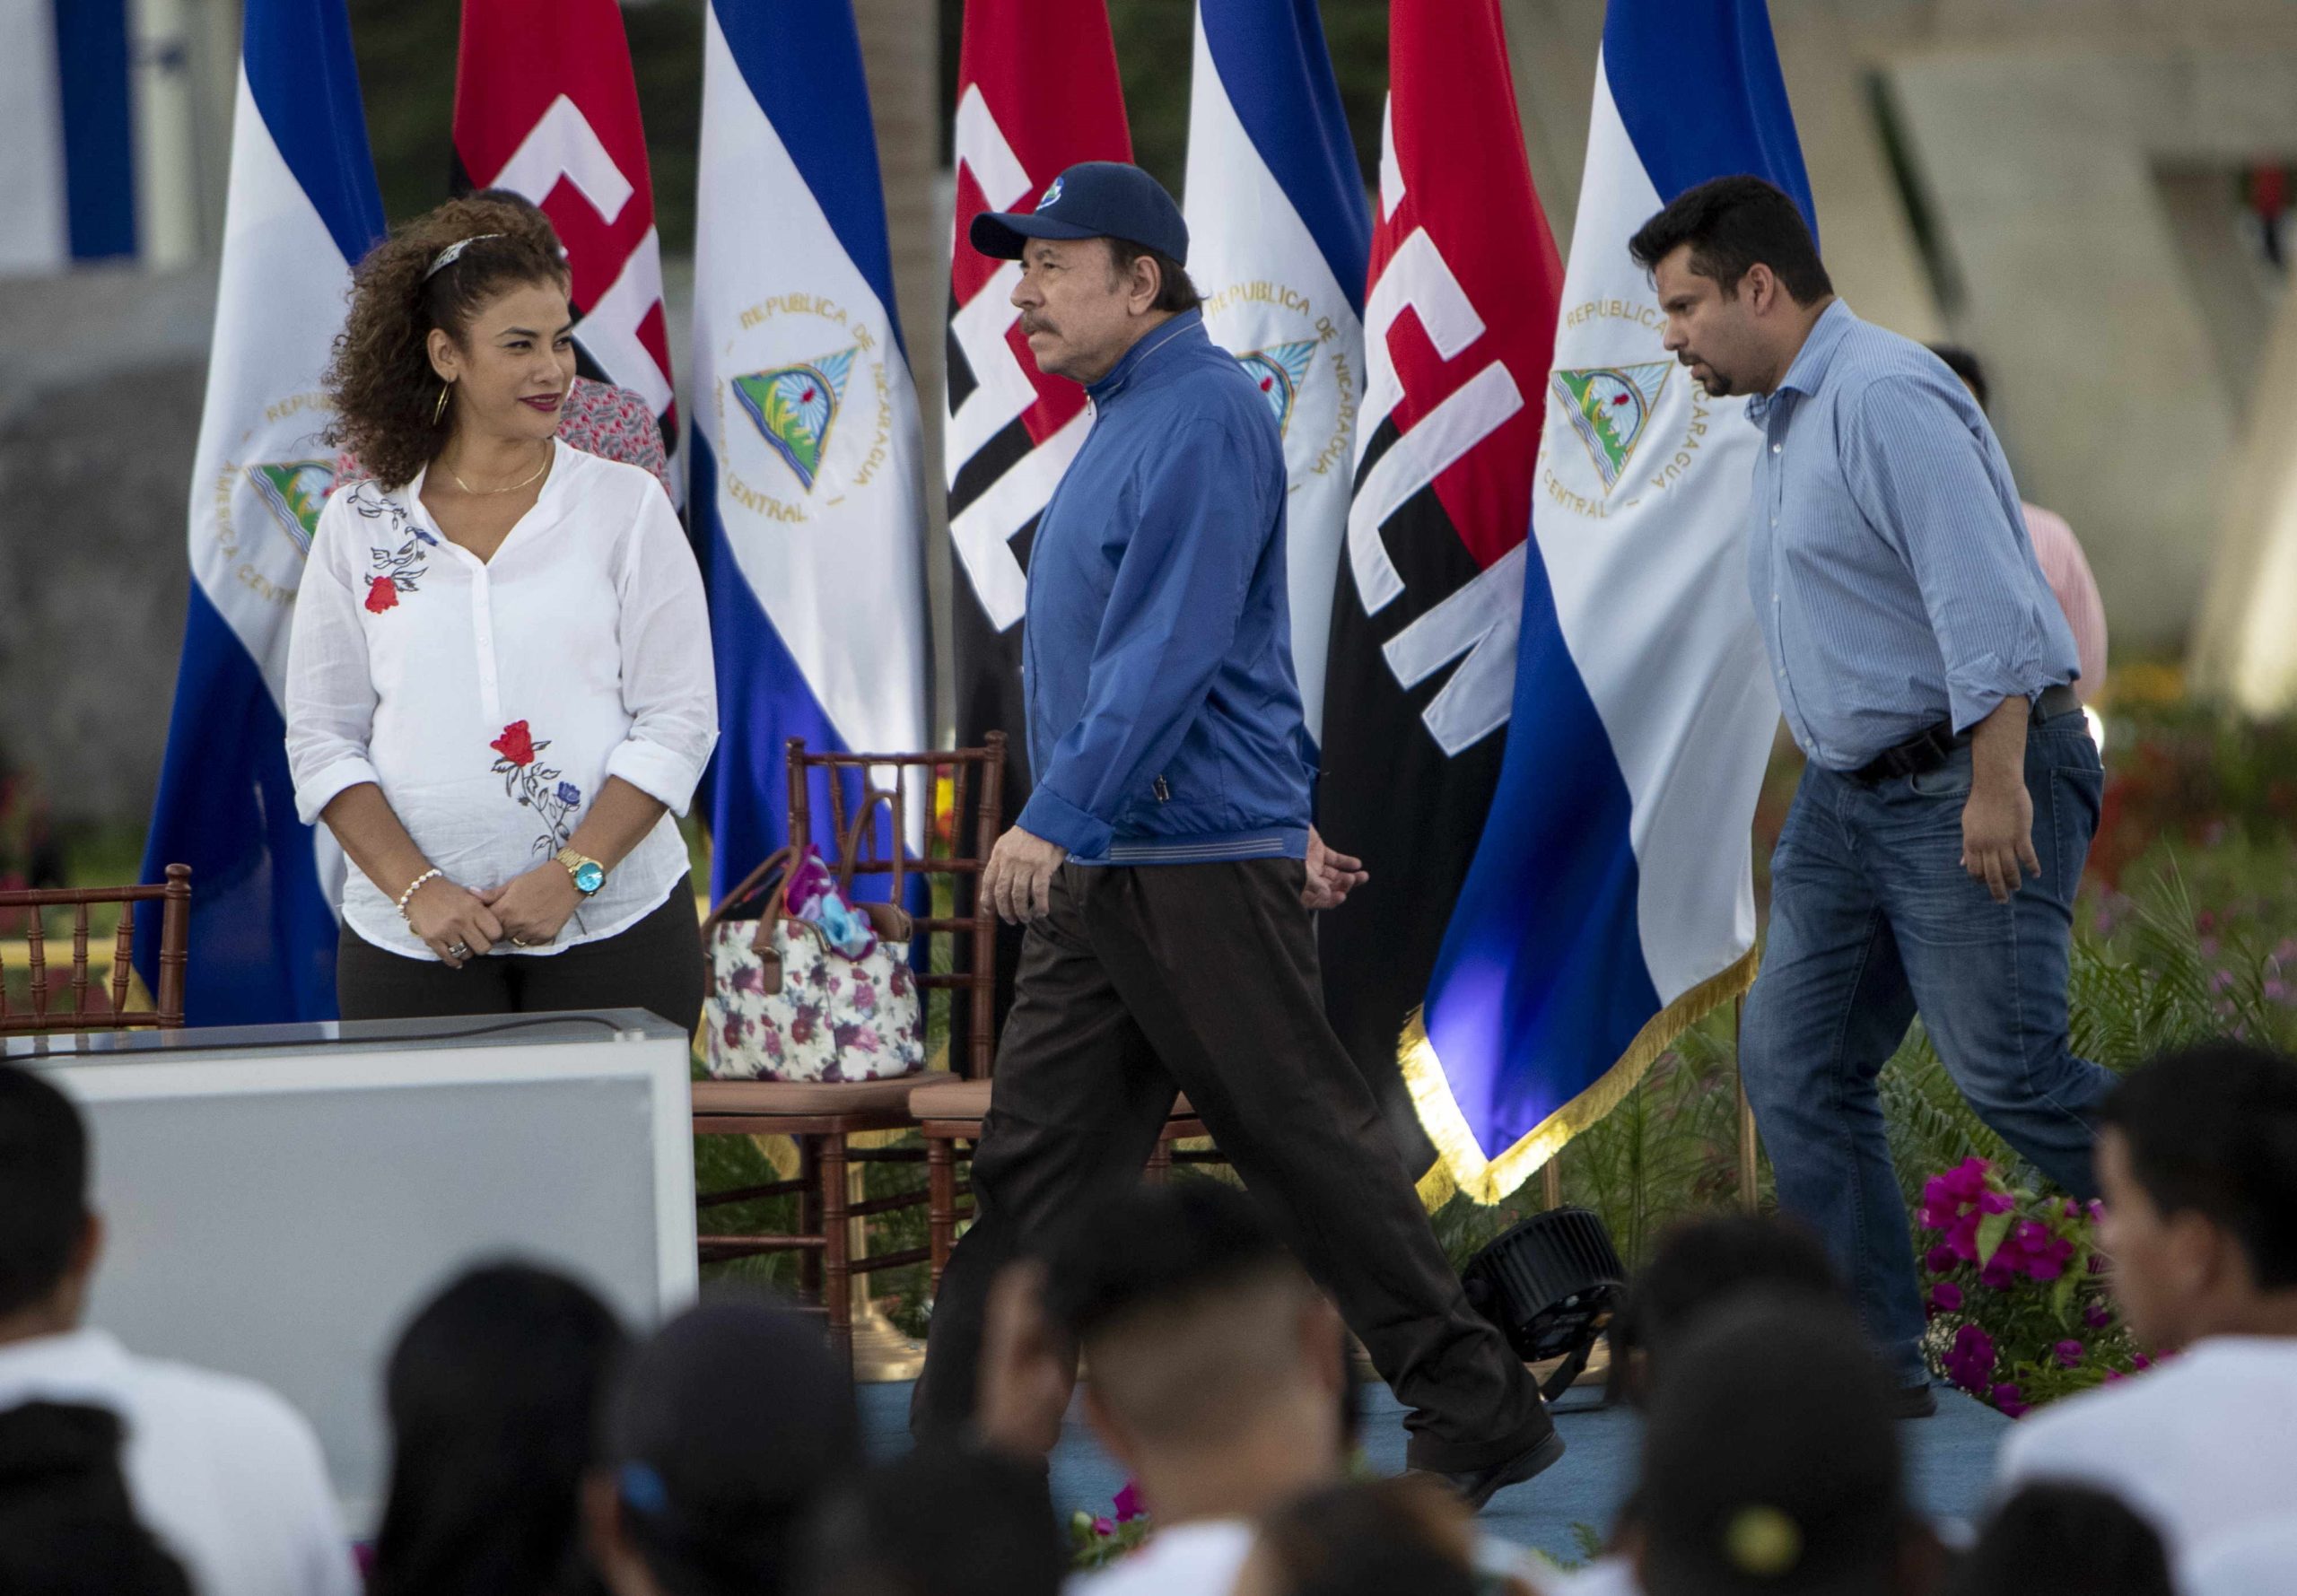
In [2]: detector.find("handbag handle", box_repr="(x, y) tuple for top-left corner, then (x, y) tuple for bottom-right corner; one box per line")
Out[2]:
(700, 844), (796, 938)
(834, 786), (908, 906)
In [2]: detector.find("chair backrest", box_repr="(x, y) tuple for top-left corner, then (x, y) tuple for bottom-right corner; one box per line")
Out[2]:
(785, 737), (1007, 1079)
(0, 864), (190, 1033)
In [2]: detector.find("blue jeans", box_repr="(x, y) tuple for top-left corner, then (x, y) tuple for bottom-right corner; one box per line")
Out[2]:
(1740, 713), (2113, 1384)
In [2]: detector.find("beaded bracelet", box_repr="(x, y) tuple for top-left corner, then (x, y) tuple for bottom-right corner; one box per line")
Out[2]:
(396, 867), (444, 920)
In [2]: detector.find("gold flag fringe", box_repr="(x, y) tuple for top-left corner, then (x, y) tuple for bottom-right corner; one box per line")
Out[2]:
(1405, 946), (1760, 1210)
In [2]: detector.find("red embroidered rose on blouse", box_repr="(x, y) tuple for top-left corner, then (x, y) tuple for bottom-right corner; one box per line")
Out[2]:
(491, 721), (537, 766)
(364, 576), (399, 614)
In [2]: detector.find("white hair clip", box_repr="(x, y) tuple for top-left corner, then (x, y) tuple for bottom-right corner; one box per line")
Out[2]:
(423, 233), (505, 280)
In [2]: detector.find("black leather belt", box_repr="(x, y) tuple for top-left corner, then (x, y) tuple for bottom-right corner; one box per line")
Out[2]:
(1849, 683), (2083, 785)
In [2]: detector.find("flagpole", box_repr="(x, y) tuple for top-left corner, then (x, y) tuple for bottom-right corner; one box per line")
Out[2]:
(1735, 995), (1759, 1214)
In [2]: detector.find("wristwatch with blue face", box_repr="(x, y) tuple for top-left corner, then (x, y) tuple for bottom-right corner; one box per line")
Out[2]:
(555, 846), (607, 896)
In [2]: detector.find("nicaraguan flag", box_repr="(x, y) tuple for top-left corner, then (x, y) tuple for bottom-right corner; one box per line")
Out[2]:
(1183, 0), (1369, 746)
(1403, 0), (1814, 1204)
(690, 0), (928, 895)
(135, 0), (384, 1023)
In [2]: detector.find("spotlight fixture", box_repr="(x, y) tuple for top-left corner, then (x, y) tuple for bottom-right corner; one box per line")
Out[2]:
(1461, 1206), (1628, 1401)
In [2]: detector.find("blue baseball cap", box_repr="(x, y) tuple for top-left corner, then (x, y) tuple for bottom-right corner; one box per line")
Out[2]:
(970, 161), (1190, 265)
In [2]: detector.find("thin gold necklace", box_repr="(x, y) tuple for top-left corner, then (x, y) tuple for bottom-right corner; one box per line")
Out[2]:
(448, 441), (552, 497)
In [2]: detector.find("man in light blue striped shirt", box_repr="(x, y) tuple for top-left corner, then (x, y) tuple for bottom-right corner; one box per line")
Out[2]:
(1630, 177), (2114, 1408)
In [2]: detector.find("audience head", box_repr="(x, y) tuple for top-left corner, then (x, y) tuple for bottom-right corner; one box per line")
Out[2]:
(1043, 1179), (1348, 1512)
(1608, 1211), (1845, 1406)
(804, 1443), (1065, 1596)
(1634, 1295), (1935, 1596)
(0, 1065), (100, 1339)
(1628, 174), (1833, 399)
(1232, 1476), (1526, 1596)
(586, 1301), (860, 1596)
(1945, 1482), (2172, 1596)
(370, 1262), (628, 1596)
(2092, 1041), (2297, 1348)
(1927, 344), (1990, 412)
(0, 1401), (194, 1596)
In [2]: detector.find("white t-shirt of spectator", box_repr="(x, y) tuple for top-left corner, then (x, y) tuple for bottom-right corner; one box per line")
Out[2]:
(0, 1327), (357, 1596)
(1065, 1514), (1556, 1595)
(2183, 1517), (2297, 1596)
(1996, 1336), (2297, 1565)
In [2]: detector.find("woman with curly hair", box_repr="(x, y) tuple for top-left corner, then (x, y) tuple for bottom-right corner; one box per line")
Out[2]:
(284, 196), (715, 1027)
(333, 191), (673, 495)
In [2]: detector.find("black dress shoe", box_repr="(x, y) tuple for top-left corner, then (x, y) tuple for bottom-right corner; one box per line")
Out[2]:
(1408, 1426), (1568, 1512)
(1895, 1381), (1938, 1419)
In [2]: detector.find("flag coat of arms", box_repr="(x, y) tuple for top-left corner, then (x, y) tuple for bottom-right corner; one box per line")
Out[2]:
(1404, 0), (1814, 1204)
(1314, 0), (1565, 1168)
(454, 0), (679, 494)
(944, 0), (1131, 820)
(690, 0), (929, 897)
(1183, 0), (1370, 746)
(135, 0), (385, 1022)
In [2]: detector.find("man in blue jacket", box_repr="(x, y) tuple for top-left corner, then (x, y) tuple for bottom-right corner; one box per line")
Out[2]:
(913, 162), (1559, 1506)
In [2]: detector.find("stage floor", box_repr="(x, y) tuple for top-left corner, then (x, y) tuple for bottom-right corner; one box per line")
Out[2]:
(857, 1378), (2010, 1567)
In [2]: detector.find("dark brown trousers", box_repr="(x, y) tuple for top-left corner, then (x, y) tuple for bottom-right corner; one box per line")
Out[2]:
(911, 857), (1550, 1472)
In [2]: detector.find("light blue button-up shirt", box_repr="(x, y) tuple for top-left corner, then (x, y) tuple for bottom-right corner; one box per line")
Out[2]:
(1744, 301), (2079, 772)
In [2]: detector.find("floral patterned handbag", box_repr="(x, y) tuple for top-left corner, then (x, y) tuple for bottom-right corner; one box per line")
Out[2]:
(699, 792), (925, 1083)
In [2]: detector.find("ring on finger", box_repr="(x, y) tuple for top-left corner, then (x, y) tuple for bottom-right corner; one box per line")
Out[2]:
(448, 940), (472, 960)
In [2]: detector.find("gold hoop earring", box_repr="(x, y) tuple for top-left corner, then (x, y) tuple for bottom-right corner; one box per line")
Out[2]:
(432, 380), (452, 426)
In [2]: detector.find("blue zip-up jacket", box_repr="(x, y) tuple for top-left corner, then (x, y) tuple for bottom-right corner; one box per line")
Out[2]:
(1016, 310), (1314, 865)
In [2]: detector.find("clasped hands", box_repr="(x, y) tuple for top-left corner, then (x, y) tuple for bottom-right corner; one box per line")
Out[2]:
(403, 862), (582, 967)
(980, 823), (1369, 925)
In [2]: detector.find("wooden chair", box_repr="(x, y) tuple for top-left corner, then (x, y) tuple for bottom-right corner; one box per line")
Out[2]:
(0, 865), (190, 1034)
(692, 737), (1005, 1367)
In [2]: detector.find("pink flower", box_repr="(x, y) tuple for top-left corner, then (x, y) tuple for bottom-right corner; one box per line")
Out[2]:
(1927, 1283), (1964, 1316)
(2132, 1353), (2153, 1372)
(1113, 1481), (1146, 1523)
(1992, 1382), (2031, 1418)
(2083, 1303), (2113, 1330)
(2104, 1369), (2126, 1382)
(1943, 1323), (1996, 1392)
(1979, 1257), (2016, 1290)
(730, 965), (764, 995)
(1978, 1190), (2016, 1216)
(2054, 1339), (2085, 1368)
(1925, 1244), (1961, 1275)
(1943, 1159), (1990, 1200)
(1092, 1517), (1116, 1538)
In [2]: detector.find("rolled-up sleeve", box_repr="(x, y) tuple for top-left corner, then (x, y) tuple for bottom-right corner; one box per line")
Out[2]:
(284, 494), (383, 824)
(604, 484), (717, 815)
(1841, 377), (2066, 734)
(1017, 419), (1264, 857)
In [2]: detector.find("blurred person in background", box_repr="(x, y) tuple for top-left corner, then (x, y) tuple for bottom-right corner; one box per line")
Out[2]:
(1943, 1482), (2171, 1596)
(1928, 345), (2107, 703)
(803, 1443), (1066, 1596)
(289, 196), (715, 1027)
(1233, 1476), (1540, 1596)
(583, 1302), (860, 1596)
(0, 1401), (196, 1596)
(974, 1180), (1550, 1595)
(1629, 1296), (1943, 1596)
(0, 1066), (355, 1596)
(369, 1262), (627, 1596)
(334, 190), (673, 497)
(1996, 1042), (2297, 1577)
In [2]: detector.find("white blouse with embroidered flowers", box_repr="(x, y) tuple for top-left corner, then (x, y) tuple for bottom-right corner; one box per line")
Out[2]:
(285, 442), (716, 961)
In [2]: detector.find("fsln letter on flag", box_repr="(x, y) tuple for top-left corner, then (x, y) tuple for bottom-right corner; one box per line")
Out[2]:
(454, 0), (680, 497)
(1403, 0), (1813, 1206)
(945, 0), (1131, 820)
(691, 0), (928, 899)
(135, 0), (384, 1023)
(1315, 0), (1564, 1172)
(1184, 0), (1370, 747)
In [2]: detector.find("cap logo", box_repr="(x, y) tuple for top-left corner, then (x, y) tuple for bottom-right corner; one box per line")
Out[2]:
(1036, 177), (1064, 212)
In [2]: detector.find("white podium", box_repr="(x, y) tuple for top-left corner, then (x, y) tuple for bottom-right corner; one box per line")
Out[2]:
(9, 1010), (698, 1532)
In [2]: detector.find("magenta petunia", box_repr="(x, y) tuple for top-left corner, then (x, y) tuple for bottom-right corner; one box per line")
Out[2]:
(1925, 1244), (1961, 1275)
(1991, 1382), (2031, 1418)
(1943, 1323), (1996, 1392)
(1978, 1257), (2016, 1290)
(1978, 1190), (2015, 1216)
(1113, 1481), (1146, 1523)
(2053, 1339), (2084, 1368)
(2083, 1303), (2113, 1330)
(1927, 1282), (1964, 1316)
